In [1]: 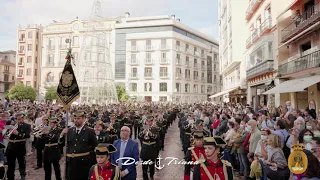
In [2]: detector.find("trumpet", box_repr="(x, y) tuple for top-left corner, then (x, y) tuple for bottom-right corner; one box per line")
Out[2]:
(33, 125), (50, 136)
(5, 124), (18, 138)
(33, 124), (44, 132)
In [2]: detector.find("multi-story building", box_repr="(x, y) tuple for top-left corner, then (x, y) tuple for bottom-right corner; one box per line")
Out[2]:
(39, 18), (119, 100)
(0, 51), (16, 98)
(114, 14), (220, 103)
(214, 0), (248, 104)
(16, 24), (42, 89)
(244, 0), (290, 110)
(265, 0), (320, 111)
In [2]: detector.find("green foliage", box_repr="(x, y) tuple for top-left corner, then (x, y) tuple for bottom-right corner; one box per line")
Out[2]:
(45, 86), (57, 101)
(116, 84), (128, 101)
(6, 82), (37, 101)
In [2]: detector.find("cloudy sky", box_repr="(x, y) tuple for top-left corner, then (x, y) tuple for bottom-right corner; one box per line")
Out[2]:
(0, 0), (219, 51)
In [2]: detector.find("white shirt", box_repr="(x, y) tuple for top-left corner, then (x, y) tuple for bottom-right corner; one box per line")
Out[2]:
(76, 124), (85, 133)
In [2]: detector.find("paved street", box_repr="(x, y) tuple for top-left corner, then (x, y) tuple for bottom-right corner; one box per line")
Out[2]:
(10, 119), (184, 180)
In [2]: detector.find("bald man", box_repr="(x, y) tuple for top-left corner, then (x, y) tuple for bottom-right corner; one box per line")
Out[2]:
(246, 120), (261, 159)
(111, 126), (139, 180)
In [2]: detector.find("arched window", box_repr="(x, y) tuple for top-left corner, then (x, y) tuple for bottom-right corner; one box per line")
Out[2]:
(46, 72), (54, 82)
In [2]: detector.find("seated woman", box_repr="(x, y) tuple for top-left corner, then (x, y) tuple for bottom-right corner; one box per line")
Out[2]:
(262, 134), (290, 180)
(301, 149), (320, 180)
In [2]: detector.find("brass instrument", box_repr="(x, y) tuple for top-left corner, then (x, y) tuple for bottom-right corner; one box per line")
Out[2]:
(33, 124), (44, 132)
(143, 125), (150, 140)
(5, 124), (18, 138)
(33, 125), (50, 137)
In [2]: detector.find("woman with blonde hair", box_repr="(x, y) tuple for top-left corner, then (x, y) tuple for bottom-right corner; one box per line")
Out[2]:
(261, 134), (290, 180)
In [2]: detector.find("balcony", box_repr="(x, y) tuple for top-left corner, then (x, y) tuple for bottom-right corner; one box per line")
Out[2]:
(185, 61), (191, 68)
(19, 38), (25, 42)
(18, 61), (25, 66)
(159, 72), (169, 79)
(194, 76), (200, 81)
(144, 72), (153, 79)
(129, 73), (139, 80)
(246, 29), (258, 48)
(144, 59), (154, 65)
(160, 58), (169, 64)
(160, 44), (169, 50)
(175, 73), (182, 80)
(194, 51), (201, 57)
(45, 62), (55, 67)
(185, 75), (191, 81)
(201, 77), (206, 82)
(176, 59), (181, 66)
(186, 48), (193, 55)
(245, 0), (263, 21)
(18, 50), (25, 54)
(201, 65), (206, 71)
(145, 45), (154, 51)
(129, 59), (139, 65)
(17, 74), (24, 78)
(175, 45), (183, 52)
(194, 63), (200, 69)
(281, 3), (320, 43)
(128, 46), (139, 52)
(246, 60), (274, 79)
(279, 50), (320, 76)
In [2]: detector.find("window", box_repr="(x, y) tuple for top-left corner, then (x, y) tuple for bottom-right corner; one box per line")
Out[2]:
(48, 54), (54, 65)
(144, 67), (152, 77)
(28, 32), (32, 38)
(201, 85), (205, 93)
(161, 52), (166, 60)
(34, 69), (37, 76)
(159, 96), (167, 102)
(18, 70), (23, 76)
(185, 69), (190, 79)
(34, 81), (37, 88)
(46, 72), (54, 82)
(26, 81), (31, 86)
(214, 64), (217, 71)
(176, 83), (181, 92)
(214, 86), (217, 92)
(176, 54), (180, 59)
(12, 76), (14, 80)
(194, 71), (198, 79)
(5, 66), (9, 71)
(159, 83), (167, 92)
(19, 58), (23, 64)
(28, 44), (32, 51)
(207, 85), (212, 93)
(129, 83), (137, 92)
(4, 75), (9, 82)
(73, 36), (79, 46)
(144, 83), (152, 92)
(146, 53), (151, 60)
(186, 44), (189, 49)
(185, 84), (190, 93)
(176, 41), (180, 46)
(214, 75), (217, 82)
(36, 32), (39, 39)
(26, 68), (31, 75)
(36, 45), (38, 51)
(19, 46), (24, 51)
(4, 84), (9, 92)
(49, 38), (55, 49)
(131, 53), (136, 60)
(146, 39), (151, 45)
(160, 67), (168, 76)
(214, 54), (217, 61)
(193, 84), (198, 93)
(131, 40), (136, 46)
(35, 57), (38, 64)
(27, 56), (32, 63)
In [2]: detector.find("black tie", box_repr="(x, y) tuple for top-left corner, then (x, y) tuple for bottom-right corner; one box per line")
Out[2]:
(76, 130), (80, 134)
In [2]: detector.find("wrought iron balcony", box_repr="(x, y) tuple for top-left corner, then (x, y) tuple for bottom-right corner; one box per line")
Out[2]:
(246, 59), (274, 79)
(246, 18), (272, 48)
(281, 3), (320, 43)
(246, 29), (258, 48)
(245, 0), (263, 21)
(279, 50), (320, 76)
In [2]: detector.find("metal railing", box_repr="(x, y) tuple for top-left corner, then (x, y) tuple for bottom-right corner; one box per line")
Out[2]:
(144, 59), (154, 65)
(17, 74), (24, 78)
(129, 59), (139, 65)
(144, 72), (153, 78)
(160, 72), (169, 78)
(145, 45), (153, 51)
(194, 76), (200, 81)
(259, 18), (272, 34)
(245, 0), (262, 20)
(279, 50), (320, 76)
(19, 38), (25, 42)
(18, 50), (25, 54)
(185, 75), (191, 80)
(281, 3), (320, 42)
(129, 73), (139, 79)
(185, 61), (191, 67)
(246, 59), (274, 79)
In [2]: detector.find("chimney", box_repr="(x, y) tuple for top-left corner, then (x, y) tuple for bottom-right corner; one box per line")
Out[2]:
(171, 15), (175, 19)
(125, 12), (130, 18)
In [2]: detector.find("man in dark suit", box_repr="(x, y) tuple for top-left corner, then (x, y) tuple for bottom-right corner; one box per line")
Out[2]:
(5, 113), (31, 180)
(111, 126), (139, 180)
(60, 110), (98, 180)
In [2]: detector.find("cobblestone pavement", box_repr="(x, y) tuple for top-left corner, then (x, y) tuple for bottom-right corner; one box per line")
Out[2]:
(10, 119), (185, 180)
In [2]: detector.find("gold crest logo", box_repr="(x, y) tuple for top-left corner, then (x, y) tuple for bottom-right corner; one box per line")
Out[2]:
(288, 144), (308, 174)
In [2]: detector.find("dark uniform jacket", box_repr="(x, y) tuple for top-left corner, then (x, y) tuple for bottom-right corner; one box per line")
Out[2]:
(193, 159), (233, 180)
(88, 162), (120, 180)
(43, 127), (62, 162)
(96, 130), (110, 143)
(5, 123), (31, 156)
(139, 126), (158, 160)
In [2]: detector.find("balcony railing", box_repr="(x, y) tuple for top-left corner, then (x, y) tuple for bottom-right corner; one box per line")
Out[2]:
(279, 50), (320, 76)
(246, 29), (258, 47)
(246, 18), (272, 48)
(185, 75), (191, 80)
(128, 46), (139, 51)
(194, 63), (200, 69)
(281, 3), (320, 43)
(245, 0), (263, 20)
(201, 53), (206, 58)
(160, 44), (169, 50)
(144, 59), (154, 65)
(201, 65), (206, 71)
(201, 77), (206, 82)
(144, 73), (153, 78)
(194, 76), (200, 81)
(246, 59), (274, 79)
(176, 73), (182, 79)
(145, 45), (154, 51)
(160, 72), (169, 78)
(176, 59), (181, 66)
(18, 50), (25, 54)
(129, 73), (139, 79)
(18, 62), (24, 66)
(175, 45), (183, 52)
(185, 61), (191, 68)
(186, 48), (193, 55)
(160, 58), (169, 64)
(17, 74), (24, 78)
(129, 59), (139, 65)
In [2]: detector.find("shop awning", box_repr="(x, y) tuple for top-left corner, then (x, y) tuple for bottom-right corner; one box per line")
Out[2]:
(263, 75), (320, 94)
(209, 87), (238, 98)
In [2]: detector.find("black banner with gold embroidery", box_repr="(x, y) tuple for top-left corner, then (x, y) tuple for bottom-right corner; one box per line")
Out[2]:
(56, 49), (80, 107)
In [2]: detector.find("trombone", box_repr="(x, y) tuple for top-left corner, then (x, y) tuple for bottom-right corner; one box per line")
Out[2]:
(5, 124), (18, 138)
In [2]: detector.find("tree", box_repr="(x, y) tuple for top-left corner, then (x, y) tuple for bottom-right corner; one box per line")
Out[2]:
(116, 84), (128, 101)
(6, 82), (37, 101)
(45, 86), (57, 101)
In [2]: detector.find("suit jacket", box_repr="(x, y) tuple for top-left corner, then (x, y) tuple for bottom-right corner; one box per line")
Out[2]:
(111, 138), (139, 180)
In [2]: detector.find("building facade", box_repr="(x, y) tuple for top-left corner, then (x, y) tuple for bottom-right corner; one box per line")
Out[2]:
(266, 0), (320, 112)
(115, 14), (220, 103)
(39, 18), (119, 100)
(244, 0), (290, 110)
(215, 0), (248, 104)
(16, 25), (42, 89)
(0, 51), (16, 98)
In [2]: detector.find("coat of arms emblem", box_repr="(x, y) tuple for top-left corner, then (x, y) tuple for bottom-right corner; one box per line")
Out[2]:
(288, 143), (308, 174)
(62, 71), (73, 87)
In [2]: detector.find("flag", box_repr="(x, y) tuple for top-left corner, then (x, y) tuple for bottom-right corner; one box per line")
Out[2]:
(56, 49), (80, 108)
